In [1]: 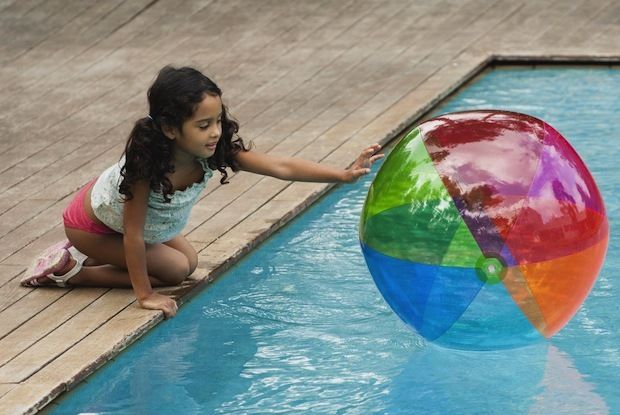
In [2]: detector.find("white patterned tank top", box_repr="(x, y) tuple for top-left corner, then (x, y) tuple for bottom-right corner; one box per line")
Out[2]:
(91, 157), (213, 244)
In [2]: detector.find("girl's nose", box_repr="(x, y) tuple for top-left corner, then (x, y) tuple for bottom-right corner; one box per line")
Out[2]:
(211, 126), (221, 138)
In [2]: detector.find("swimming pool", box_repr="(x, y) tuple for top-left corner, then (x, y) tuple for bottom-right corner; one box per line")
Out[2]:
(47, 66), (620, 414)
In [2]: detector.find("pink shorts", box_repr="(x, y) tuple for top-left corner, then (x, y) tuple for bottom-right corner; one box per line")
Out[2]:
(63, 178), (118, 235)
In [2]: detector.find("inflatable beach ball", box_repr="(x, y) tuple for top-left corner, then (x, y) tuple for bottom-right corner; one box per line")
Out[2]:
(360, 110), (609, 350)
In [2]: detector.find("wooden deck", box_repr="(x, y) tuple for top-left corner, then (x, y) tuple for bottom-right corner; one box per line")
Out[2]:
(0, 0), (618, 413)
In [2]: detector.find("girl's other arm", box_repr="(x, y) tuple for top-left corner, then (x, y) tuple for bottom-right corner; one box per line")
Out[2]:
(235, 143), (384, 183)
(123, 180), (177, 317)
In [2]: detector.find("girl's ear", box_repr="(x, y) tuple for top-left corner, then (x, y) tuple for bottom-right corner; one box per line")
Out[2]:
(161, 124), (177, 140)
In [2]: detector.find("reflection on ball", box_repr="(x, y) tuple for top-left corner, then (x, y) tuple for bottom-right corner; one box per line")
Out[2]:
(360, 110), (609, 350)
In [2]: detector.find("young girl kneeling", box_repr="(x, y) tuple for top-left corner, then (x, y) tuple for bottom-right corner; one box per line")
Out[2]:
(22, 66), (383, 317)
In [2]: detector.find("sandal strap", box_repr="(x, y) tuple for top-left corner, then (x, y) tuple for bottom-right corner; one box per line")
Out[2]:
(68, 246), (88, 264)
(49, 247), (88, 288)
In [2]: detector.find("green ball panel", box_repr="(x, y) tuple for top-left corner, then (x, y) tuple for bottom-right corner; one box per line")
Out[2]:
(361, 202), (482, 267)
(361, 128), (446, 221)
(360, 127), (483, 267)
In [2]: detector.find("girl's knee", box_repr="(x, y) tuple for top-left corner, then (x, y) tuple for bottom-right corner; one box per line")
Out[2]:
(162, 261), (189, 285)
(148, 241), (197, 285)
(161, 236), (197, 277)
(167, 253), (196, 285)
(148, 252), (189, 285)
(187, 250), (198, 275)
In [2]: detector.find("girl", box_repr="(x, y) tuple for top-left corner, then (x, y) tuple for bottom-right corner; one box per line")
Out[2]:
(21, 66), (383, 318)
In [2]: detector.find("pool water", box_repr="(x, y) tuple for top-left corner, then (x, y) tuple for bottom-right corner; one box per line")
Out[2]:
(48, 66), (620, 414)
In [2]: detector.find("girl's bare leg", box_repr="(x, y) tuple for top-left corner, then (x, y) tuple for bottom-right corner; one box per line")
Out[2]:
(44, 227), (199, 287)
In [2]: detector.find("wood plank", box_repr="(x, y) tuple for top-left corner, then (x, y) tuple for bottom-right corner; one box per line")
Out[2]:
(0, 0), (261, 127)
(576, 1), (620, 50)
(0, 197), (69, 263)
(0, 0), (127, 113)
(562, 0), (620, 51)
(0, 289), (67, 340)
(0, 0), (27, 13)
(0, 0), (94, 64)
(0, 264), (23, 288)
(530, 0), (613, 47)
(287, 0), (522, 160)
(0, 139), (126, 212)
(330, 50), (489, 154)
(0, 0), (247, 154)
(233, 0), (422, 131)
(0, 383), (60, 415)
(238, 0), (475, 152)
(470, 0), (564, 54)
(1, 224), (69, 268)
(220, 0), (397, 111)
(0, 199), (57, 237)
(0, 289), (133, 383)
(3, 0), (138, 72)
(0, 288), (106, 367)
(0, 382), (17, 399)
(0, 0), (158, 94)
(0, 267), (26, 312)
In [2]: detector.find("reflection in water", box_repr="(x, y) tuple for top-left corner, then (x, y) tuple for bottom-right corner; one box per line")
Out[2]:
(528, 346), (609, 415)
(48, 305), (257, 414)
(386, 343), (607, 415)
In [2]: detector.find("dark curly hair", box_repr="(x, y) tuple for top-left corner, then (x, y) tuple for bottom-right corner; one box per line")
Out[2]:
(119, 65), (248, 202)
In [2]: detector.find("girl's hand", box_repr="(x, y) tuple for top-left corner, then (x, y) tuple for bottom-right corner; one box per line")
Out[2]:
(138, 292), (178, 318)
(343, 144), (384, 183)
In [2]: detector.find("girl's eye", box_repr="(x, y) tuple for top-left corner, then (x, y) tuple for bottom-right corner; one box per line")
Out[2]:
(199, 124), (209, 130)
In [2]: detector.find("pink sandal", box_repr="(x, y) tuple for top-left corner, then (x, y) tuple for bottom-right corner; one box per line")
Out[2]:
(21, 240), (72, 287)
(46, 246), (87, 287)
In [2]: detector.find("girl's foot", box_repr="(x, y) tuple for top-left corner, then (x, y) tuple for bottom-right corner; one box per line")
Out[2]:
(22, 240), (72, 286)
(21, 246), (87, 287)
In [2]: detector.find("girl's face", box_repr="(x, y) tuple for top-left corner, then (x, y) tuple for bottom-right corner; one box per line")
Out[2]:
(173, 94), (223, 159)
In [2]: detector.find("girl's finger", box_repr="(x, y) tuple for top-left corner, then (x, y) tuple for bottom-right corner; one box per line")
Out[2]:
(365, 145), (382, 156)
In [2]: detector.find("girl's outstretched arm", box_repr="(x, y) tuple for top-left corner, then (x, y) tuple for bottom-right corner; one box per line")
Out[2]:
(235, 143), (384, 183)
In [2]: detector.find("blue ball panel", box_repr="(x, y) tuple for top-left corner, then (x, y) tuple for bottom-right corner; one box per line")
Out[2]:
(361, 243), (484, 341)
